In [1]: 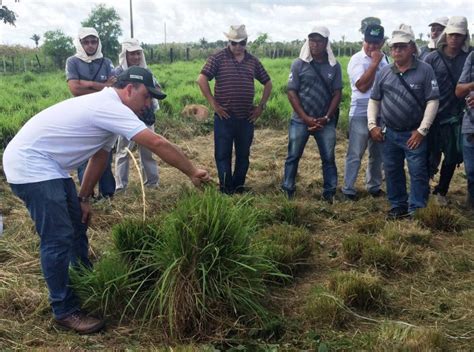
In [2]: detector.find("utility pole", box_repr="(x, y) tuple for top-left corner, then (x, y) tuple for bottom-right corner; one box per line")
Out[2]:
(129, 0), (134, 38)
(164, 22), (167, 48)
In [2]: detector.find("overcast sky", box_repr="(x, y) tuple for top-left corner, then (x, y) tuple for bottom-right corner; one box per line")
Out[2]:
(0, 0), (473, 47)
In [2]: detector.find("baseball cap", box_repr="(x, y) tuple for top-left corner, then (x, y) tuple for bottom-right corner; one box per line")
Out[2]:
(444, 16), (468, 35)
(428, 16), (449, 27)
(364, 24), (385, 43)
(117, 66), (167, 100)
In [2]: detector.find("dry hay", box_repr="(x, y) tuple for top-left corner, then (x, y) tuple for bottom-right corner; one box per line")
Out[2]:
(181, 104), (209, 121)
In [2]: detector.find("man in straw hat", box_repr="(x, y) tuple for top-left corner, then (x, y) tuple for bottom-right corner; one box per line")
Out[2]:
(66, 27), (117, 199)
(419, 16), (449, 60)
(197, 24), (272, 194)
(424, 16), (471, 206)
(3, 67), (210, 334)
(281, 26), (342, 203)
(368, 24), (440, 219)
(342, 23), (388, 201)
(114, 38), (160, 192)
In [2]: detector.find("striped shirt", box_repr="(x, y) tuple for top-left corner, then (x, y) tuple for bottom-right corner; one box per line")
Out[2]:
(371, 59), (439, 131)
(424, 49), (469, 119)
(201, 48), (270, 119)
(287, 58), (342, 122)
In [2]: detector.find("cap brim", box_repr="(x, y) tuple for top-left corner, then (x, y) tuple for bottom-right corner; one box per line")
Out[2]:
(148, 87), (167, 100)
(126, 45), (143, 52)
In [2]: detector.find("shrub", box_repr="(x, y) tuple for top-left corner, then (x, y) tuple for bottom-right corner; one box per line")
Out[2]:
(304, 286), (350, 328)
(253, 223), (312, 276)
(415, 201), (469, 233)
(328, 271), (387, 311)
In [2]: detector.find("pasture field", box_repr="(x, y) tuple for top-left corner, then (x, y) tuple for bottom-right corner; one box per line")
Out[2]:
(1, 58), (473, 350)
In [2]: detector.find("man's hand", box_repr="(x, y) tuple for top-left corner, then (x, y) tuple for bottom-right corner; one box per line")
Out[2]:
(213, 102), (230, 119)
(369, 127), (384, 142)
(407, 130), (424, 149)
(371, 50), (384, 65)
(80, 202), (92, 225)
(105, 76), (117, 87)
(249, 105), (264, 123)
(304, 116), (323, 132)
(466, 91), (474, 109)
(190, 168), (211, 187)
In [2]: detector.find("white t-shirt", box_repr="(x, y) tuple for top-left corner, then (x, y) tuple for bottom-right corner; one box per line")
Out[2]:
(3, 88), (147, 184)
(348, 49), (388, 117)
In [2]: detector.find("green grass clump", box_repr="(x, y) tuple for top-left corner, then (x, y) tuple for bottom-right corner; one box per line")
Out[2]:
(73, 187), (284, 339)
(375, 323), (446, 351)
(253, 223), (312, 276)
(304, 286), (350, 328)
(328, 271), (387, 311)
(415, 201), (469, 233)
(342, 234), (376, 262)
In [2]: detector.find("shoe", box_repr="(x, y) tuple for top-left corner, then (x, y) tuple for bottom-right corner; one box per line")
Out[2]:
(234, 186), (252, 194)
(281, 188), (295, 200)
(434, 194), (448, 206)
(369, 189), (385, 198)
(342, 193), (358, 201)
(55, 311), (105, 334)
(323, 194), (334, 204)
(387, 207), (409, 220)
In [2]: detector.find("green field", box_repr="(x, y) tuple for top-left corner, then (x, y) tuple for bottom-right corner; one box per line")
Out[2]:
(1, 57), (473, 350)
(0, 57), (351, 148)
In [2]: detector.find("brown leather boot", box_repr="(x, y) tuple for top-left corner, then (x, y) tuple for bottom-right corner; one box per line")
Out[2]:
(55, 311), (105, 334)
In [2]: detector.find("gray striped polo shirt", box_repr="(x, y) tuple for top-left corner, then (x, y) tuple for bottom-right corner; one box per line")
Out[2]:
(459, 51), (474, 134)
(371, 59), (439, 131)
(424, 49), (469, 119)
(287, 58), (342, 122)
(65, 56), (114, 83)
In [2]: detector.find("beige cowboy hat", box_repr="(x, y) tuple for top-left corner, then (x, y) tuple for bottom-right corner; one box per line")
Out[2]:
(224, 24), (248, 41)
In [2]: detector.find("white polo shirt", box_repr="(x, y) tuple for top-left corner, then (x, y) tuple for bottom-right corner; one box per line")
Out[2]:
(3, 88), (147, 184)
(348, 49), (388, 117)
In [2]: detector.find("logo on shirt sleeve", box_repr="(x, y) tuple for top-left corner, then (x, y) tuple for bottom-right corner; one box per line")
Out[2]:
(431, 80), (438, 89)
(288, 72), (293, 81)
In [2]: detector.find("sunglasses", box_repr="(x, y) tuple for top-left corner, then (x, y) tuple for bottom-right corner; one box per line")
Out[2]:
(230, 40), (247, 46)
(391, 44), (409, 50)
(81, 39), (99, 45)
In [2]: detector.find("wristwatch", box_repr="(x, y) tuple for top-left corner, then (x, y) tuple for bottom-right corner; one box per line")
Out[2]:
(78, 196), (91, 203)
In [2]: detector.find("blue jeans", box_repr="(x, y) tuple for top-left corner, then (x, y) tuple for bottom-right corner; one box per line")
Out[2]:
(463, 133), (474, 201)
(214, 114), (254, 193)
(78, 151), (115, 198)
(343, 116), (383, 195)
(10, 178), (91, 319)
(282, 119), (337, 198)
(382, 127), (429, 213)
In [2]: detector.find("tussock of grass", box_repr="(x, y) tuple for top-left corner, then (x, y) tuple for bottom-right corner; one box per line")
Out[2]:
(342, 235), (419, 272)
(304, 286), (350, 328)
(354, 216), (386, 234)
(381, 222), (433, 247)
(72, 187), (285, 339)
(328, 271), (387, 311)
(253, 223), (312, 276)
(415, 201), (469, 233)
(375, 323), (446, 351)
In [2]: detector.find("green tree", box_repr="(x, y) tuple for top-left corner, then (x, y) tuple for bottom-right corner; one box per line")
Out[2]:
(81, 4), (122, 59)
(42, 29), (74, 68)
(0, 5), (17, 25)
(31, 34), (40, 48)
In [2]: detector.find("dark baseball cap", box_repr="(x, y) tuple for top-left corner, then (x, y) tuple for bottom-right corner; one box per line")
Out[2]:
(364, 24), (385, 43)
(117, 66), (167, 100)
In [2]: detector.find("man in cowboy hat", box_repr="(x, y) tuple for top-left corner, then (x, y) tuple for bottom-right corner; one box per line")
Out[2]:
(3, 67), (209, 334)
(197, 24), (272, 194)
(368, 24), (440, 219)
(424, 16), (471, 206)
(114, 38), (160, 192)
(342, 23), (388, 201)
(281, 26), (342, 203)
(66, 27), (117, 199)
(419, 16), (449, 60)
